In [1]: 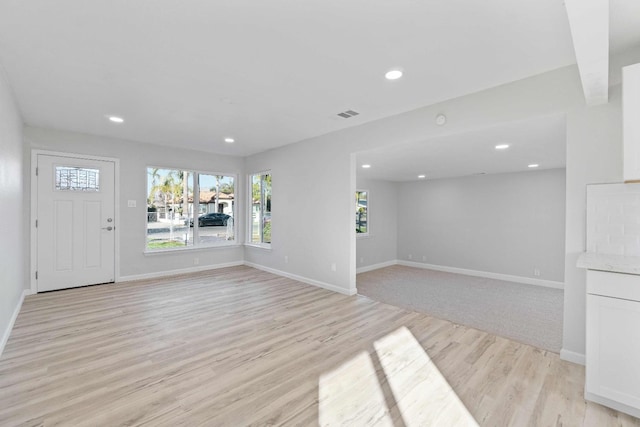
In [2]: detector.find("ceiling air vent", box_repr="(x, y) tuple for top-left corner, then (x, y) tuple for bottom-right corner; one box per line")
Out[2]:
(337, 110), (360, 119)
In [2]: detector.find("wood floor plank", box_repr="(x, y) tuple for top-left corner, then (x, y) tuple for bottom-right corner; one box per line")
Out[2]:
(1, 265), (639, 426)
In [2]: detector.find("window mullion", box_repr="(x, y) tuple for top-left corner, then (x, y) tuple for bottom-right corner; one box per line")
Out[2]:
(194, 172), (200, 245)
(260, 175), (265, 243)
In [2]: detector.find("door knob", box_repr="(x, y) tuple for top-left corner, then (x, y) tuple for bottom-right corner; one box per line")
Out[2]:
(102, 226), (114, 231)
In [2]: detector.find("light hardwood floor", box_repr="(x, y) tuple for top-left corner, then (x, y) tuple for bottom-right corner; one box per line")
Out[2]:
(0, 265), (638, 426)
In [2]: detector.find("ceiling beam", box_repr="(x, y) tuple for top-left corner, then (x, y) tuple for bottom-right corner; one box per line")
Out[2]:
(564, 0), (609, 106)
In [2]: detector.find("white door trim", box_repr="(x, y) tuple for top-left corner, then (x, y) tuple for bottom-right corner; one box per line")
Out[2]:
(30, 149), (120, 293)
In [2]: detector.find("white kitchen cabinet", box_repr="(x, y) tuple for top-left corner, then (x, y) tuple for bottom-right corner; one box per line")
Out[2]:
(623, 63), (640, 182)
(585, 270), (640, 418)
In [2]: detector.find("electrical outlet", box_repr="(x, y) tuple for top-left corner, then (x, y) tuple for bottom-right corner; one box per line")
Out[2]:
(360, 257), (364, 263)
(331, 263), (337, 272)
(284, 255), (289, 264)
(534, 268), (540, 277)
(408, 254), (412, 260)
(194, 257), (199, 265)
(422, 255), (426, 261)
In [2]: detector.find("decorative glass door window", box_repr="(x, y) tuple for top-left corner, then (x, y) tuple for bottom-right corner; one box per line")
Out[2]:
(55, 166), (100, 191)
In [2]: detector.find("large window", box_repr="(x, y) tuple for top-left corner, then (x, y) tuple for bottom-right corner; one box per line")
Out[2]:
(356, 190), (368, 235)
(250, 172), (271, 245)
(147, 167), (235, 251)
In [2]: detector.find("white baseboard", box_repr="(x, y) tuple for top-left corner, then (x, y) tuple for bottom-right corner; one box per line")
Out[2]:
(585, 392), (640, 419)
(244, 262), (356, 296)
(560, 348), (585, 365)
(118, 261), (245, 282)
(120, 260), (356, 296)
(356, 260), (398, 274)
(397, 260), (565, 290)
(1, 289), (33, 358)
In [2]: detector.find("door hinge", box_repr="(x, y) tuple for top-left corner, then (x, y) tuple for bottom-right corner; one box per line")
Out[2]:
(35, 219), (38, 228)
(35, 271), (38, 280)
(35, 167), (38, 176)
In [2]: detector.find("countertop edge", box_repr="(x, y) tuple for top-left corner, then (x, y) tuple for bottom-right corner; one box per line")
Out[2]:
(577, 252), (640, 275)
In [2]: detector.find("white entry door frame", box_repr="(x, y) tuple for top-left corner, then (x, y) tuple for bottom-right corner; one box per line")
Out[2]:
(30, 150), (120, 293)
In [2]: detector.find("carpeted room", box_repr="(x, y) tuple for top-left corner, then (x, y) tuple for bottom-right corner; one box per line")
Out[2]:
(355, 116), (566, 353)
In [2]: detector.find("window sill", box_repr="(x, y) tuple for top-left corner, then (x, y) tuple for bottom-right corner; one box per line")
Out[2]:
(244, 243), (272, 250)
(144, 242), (242, 255)
(356, 233), (371, 239)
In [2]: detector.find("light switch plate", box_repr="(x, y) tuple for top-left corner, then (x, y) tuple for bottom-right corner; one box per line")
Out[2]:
(127, 200), (137, 208)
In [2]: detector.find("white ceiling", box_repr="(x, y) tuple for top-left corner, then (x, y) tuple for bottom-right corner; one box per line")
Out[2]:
(610, 0), (640, 54)
(0, 1), (637, 158)
(356, 114), (567, 182)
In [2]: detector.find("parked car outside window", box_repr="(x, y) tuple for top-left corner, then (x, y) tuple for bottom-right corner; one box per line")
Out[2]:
(190, 213), (231, 227)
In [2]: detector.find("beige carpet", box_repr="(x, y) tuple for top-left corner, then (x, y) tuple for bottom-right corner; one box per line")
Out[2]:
(357, 265), (563, 352)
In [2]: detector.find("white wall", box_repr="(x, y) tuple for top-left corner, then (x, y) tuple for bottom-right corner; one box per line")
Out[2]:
(23, 127), (246, 280)
(562, 85), (623, 363)
(244, 63), (626, 359)
(14, 59), (631, 360)
(244, 141), (356, 294)
(397, 169), (566, 282)
(246, 66), (584, 295)
(355, 178), (398, 271)
(0, 67), (25, 353)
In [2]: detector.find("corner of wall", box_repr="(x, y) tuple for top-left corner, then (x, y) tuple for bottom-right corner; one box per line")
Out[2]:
(560, 348), (586, 366)
(0, 61), (26, 359)
(0, 290), (31, 357)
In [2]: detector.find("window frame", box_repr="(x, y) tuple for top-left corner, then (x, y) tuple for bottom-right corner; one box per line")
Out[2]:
(247, 170), (272, 248)
(356, 189), (369, 237)
(145, 166), (238, 253)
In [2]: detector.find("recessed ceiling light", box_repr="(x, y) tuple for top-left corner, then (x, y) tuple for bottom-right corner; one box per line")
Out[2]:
(528, 164), (539, 168)
(495, 144), (509, 150)
(418, 175), (426, 179)
(224, 137), (235, 143)
(385, 69), (403, 80)
(362, 164), (371, 169)
(108, 116), (124, 123)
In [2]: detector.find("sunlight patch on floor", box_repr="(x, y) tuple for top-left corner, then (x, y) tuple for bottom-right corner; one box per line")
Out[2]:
(374, 326), (478, 426)
(319, 351), (393, 426)
(319, 327), (478, 426)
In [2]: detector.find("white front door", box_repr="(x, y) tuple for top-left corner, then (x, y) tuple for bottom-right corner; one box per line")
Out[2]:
(36, 154), (116, 292)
